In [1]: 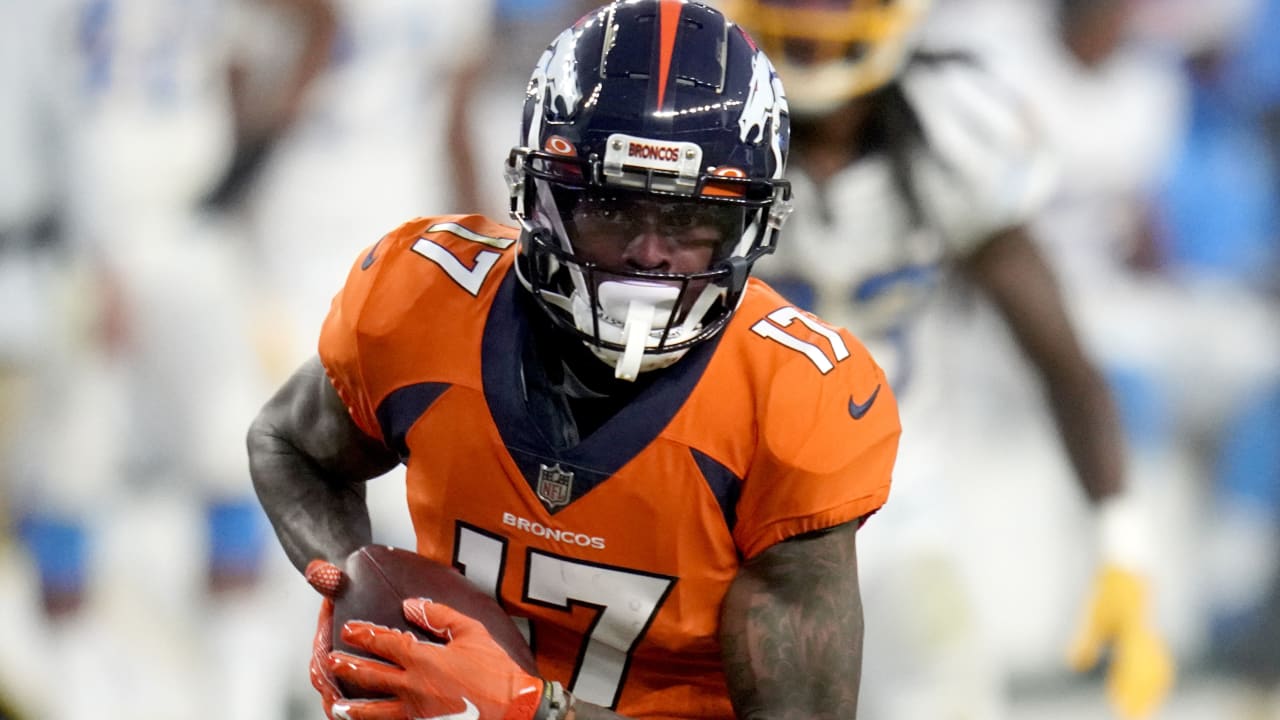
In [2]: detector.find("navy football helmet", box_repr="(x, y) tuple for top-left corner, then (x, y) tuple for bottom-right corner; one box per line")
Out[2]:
(507, 0), (792, 381)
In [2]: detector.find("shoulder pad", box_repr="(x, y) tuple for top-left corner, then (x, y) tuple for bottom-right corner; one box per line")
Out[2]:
(900, 60), (1058, 250)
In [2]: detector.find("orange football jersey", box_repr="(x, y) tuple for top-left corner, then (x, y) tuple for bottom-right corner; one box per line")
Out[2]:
(319, 215), (900, 719)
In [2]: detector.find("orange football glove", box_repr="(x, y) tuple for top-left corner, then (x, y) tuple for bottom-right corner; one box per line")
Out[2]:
(329, 599), (546, 720)
(306, 559), (349, 720)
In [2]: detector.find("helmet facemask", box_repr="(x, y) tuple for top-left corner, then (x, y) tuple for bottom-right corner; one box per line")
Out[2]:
(508, 144), (792, 381)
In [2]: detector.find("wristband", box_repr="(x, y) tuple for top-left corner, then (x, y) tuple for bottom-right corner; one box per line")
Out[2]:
(1097, 492), (1149, 571)
(534, 681), (572, 720)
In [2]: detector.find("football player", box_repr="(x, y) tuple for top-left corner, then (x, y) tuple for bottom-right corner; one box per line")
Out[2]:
(721, 0), (1176, 718)
(248, 1), (901, 718)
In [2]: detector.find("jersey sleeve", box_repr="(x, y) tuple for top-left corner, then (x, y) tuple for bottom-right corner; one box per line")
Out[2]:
(317, 218), (433, 441)
(903, 59), (1059, 254)
(317, 214), (519, 444)
(734, 322), (902, 560)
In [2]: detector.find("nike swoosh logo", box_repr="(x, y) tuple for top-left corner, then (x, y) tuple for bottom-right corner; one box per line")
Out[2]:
(848, 384), (881, 419)
(416, 698), (480, 720)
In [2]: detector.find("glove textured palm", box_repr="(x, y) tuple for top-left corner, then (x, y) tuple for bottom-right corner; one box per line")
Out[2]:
(329, 598), (545, 720)
(306, 559), (349, 720)
(1068, 564), (1175, 719)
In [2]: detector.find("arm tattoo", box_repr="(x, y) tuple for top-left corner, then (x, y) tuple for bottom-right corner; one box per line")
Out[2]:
(721, 521), (864, 719)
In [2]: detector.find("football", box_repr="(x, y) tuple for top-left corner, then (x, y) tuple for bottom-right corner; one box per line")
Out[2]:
(331, 545), (537, 697)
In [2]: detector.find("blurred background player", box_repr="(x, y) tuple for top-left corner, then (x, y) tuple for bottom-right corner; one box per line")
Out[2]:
(720, 0), (1175, 717)
(1, 0), (332, 718)
(201, 0), (338, 214)
(0, 1), (70, 717)
(232, 0), (497, 377)
(930, 2), (1280, 715)
(922, 0), (1201, 684)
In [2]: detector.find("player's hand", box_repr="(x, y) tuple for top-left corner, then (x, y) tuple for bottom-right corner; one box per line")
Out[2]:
(1068, 564), (1175, 719)
(306, 560), (349, 719)
(329, 598), (546, 720)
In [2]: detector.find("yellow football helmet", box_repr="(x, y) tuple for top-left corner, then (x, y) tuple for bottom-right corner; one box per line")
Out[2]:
(723, 0), (931, 114)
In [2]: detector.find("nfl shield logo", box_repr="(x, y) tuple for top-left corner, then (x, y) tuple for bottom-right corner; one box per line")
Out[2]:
(536, 463), (574, 509)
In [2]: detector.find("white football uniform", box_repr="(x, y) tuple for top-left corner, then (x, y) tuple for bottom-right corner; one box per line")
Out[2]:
(0, 0), (63, 379)
(46, 0), (263, 502)
(22, 3), (272, 719)
(57, 0), (236, 235)
(931, 0), (1278, 673)
(755, 54), (1055, 719)
(246, 0), (497, 373)
(0, 4), (74, 716)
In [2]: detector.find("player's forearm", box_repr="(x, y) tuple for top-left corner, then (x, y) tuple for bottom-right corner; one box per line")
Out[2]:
(719, 521), (864, 718)
(967, 226), (1127, 503)
(247, 418), (372, 574)
(1044, 364), (1126, 502)
(273, 0), (337, 129)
